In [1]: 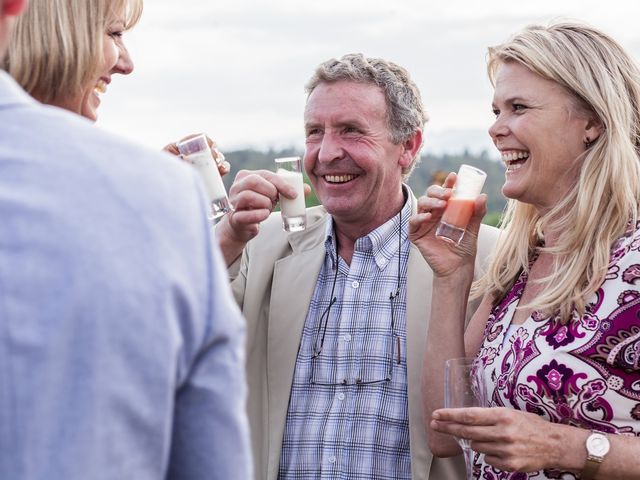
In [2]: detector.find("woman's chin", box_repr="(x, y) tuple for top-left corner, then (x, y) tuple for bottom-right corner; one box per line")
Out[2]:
(501, 184), (523, 202)
(80, 92), (100, 122)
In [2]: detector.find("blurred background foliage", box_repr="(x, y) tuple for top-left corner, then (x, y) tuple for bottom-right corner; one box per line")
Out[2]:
(223, 148), (506, 227)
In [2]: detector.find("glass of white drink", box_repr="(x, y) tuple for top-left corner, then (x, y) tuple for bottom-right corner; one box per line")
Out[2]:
(176, 133), (232, 220)
(275, 156), (306, 232)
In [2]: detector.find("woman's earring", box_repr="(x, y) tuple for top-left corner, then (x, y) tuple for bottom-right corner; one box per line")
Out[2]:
(584, 137), (594, 149)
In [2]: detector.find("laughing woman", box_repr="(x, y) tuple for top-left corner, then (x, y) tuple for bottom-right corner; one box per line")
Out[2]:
(5, 0), (141, 121)
(410, 22), (640, 479)
(4, 0), (229, 173)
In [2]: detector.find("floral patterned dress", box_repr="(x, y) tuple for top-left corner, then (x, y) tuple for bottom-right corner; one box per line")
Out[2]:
(474, 225), (640, 479)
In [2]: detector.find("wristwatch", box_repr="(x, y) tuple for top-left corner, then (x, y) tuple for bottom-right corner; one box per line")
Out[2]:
(581, 431), (610, 480)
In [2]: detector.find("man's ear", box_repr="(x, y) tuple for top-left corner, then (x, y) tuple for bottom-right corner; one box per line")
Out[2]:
(398, 129), (423, 169)
(2, 0), (27, 16)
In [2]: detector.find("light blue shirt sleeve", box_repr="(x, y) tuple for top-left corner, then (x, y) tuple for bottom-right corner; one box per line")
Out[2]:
(167, 191), (252, 480)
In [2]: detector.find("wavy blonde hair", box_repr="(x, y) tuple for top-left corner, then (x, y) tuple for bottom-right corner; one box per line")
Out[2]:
(476, 22), (640, 323)
(4, 0), (143, 104)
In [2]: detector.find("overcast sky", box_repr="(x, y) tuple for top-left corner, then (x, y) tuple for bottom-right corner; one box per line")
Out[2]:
(97, 0), (640, 158)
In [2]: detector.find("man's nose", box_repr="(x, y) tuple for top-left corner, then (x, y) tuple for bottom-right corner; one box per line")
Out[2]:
(317, 132), (344, 164)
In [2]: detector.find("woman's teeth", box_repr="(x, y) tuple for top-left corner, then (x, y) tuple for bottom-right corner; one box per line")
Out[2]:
(325, 174), (355, 183)
(502, 151), (529, 171)
(94, 80), (107, 95)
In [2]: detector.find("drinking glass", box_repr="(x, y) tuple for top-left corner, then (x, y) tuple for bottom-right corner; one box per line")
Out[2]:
(436, 164), (486, 245)
(176, 133), (232, 220)
(444, 356), (488, 480)
(274, 156), (306, 232)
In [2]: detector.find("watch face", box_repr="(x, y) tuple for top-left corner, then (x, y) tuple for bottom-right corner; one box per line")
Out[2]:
(587, 433), (610, 457)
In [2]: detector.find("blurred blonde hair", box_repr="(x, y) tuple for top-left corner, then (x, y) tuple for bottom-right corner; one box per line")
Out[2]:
(5, 0), (143, 104)
(476, 21), (640, 323)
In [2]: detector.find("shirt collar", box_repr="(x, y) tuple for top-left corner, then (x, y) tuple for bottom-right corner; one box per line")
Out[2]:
(0, 71), (37, 110)
(323, 185), (412, 270)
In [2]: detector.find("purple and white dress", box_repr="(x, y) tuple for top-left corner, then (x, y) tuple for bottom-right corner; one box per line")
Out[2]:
(474, 224), (640, 479)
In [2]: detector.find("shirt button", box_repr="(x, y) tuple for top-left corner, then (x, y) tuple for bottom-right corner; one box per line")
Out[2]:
(328, 456), (337, 464)
(337, 392), (345, 401)
(351, 280), (359, 289)
(343, 333), (351, 342)
(380, 259), (388, 266)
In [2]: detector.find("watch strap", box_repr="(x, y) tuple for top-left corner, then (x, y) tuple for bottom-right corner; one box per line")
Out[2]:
(581, 455), (602, 480)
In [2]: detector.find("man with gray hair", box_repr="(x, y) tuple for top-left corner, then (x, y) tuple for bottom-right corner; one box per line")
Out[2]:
(217, 53), (498, 480)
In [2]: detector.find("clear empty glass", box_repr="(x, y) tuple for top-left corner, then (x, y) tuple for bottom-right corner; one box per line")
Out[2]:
(274, 156), (306, 232)
(436, 164), (487, 245)
(444, 356), (488, 480)
(176, 133), (232, 220)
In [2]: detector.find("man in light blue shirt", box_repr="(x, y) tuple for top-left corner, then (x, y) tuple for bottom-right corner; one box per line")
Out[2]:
(0, 1), (251, 479)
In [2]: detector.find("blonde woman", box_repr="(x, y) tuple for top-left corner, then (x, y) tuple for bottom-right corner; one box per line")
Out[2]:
(5, 0), (141, 121)
(5, 0), (230, 173)
(410, 22), (640, 479)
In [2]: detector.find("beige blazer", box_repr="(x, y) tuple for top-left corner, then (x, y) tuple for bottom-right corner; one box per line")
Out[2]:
(230, 193), (500, 480)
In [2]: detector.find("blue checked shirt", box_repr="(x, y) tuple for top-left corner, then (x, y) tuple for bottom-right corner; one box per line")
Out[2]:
(279, 195), (412, 480)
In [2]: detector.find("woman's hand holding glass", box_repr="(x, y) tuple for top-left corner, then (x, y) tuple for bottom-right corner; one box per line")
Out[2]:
(409, 172), (487, 278)
(431, 404), (580, 474)
(163, 134), (230, 177)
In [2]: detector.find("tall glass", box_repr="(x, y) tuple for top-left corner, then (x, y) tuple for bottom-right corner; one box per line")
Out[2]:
(176, 133), (232, 220)
(275, 156), (306, 232)
(444, 357), (487, 480)
(436, 164), (486, 245)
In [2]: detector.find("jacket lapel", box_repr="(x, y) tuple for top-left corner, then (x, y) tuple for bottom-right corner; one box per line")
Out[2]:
(405, 243), (434, 479)
(406, 190), (435, 479)
(266, 216), (326, 477)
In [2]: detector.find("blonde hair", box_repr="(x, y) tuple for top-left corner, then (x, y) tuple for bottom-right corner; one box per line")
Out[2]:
(477, 22), (640, 323)
(4, 0), (143, 104)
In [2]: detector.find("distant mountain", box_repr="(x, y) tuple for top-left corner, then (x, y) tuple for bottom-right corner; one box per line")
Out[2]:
(223, 148), (507, 226)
